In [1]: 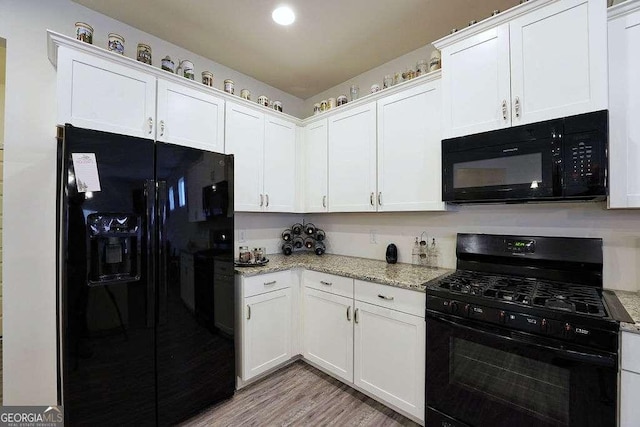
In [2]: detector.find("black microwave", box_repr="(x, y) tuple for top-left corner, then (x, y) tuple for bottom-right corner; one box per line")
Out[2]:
(442, 110), (608, 204)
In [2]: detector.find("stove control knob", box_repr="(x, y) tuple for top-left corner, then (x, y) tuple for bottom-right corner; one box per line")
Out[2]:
(540, 318), (548, 333)
(498, 311), (506, 324)
(450, 301), (459, 314)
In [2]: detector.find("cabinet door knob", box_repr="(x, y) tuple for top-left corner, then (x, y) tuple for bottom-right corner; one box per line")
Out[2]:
(322, 195), (327, 208)
(147, 117), (153, 134)
(354, 308), (359, 324)
(247, 305), (251, 320)
(160, 120), (165, 136)
(370, 192), (374, 206)
(378, 192), (382, 206)
(502, 100), (508, 121)
(347, 306), (352, 321)
(514, 96), (521, 119)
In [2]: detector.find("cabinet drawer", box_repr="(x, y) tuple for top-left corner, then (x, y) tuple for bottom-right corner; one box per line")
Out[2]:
(622, 331), (640, 373)
(355, 280), (425, 318)
(243, 271), (292, 298)
(304, 270), (353, 298)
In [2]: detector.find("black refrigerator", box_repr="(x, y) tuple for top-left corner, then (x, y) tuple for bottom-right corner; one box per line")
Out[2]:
(57, 125), (235, 426)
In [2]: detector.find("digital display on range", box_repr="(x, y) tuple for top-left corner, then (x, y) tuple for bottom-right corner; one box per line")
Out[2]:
(505, 239), (536, 254)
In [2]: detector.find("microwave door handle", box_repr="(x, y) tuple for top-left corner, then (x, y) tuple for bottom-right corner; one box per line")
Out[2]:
(427, 312), (616, 367)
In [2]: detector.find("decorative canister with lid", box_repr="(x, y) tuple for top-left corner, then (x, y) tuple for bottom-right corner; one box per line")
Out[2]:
(240, 89), (251, 100)
(75, 22), (93, 44)
(224, 79), (235, 94)
(161, 56), (174, 73)
(336, 95), (348, 106)
(107, 33), (125, 55)
(320, 100), (328, 112)
(202, 71), (214, 86)
(327, 97), (336, 109)
(313, 103), (321, 115)
(179, 60), (194, 80)
(257, 95), (269, 107)
(137, 43), (152, 65)
(370, 84), (381, 93)
(273, 100), (283, 112)
(429, 50), (442, 72)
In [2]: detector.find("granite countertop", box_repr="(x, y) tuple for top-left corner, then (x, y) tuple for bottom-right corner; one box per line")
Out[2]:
(614, 290), (640, 334)
(235, 252), (452, 292)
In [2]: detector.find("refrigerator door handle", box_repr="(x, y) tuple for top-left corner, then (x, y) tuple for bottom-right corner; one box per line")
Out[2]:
(144, 179), (157, 328)
(157, 180), (168, 325)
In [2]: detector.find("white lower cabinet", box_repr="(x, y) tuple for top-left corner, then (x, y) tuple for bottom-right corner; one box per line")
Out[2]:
(353, 300), (425, 420)
(303, 287), (354, 383)
(242, 283), (292, 381)
(240, 269), (425, 423)
(236, 271), (294, 381)
(621, 370), (640, 427)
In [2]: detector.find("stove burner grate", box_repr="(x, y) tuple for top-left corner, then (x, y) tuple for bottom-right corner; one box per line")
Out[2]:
(436, 271), (606, 317)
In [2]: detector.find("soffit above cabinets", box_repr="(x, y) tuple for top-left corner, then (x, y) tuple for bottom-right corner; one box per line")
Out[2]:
(72, 0), (519, 99)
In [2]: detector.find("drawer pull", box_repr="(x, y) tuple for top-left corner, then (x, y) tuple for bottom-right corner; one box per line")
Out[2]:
(264, 280), (277, 286)
(320, 280), (332, 286)
(347, 306), (351, 321)
(378, 294), (394, 301)
(247, 305), (251, 320)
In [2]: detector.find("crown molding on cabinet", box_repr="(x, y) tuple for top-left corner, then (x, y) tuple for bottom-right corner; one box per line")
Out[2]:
(46, 30), (304, 125)
(47, 30), (442, 124)
(300, 70), (442, 125)
(608, 0), (640, 20)
(433, 0), (559, 49)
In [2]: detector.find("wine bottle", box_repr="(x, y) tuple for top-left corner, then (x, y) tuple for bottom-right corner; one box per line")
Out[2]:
(282, 242), (293, 256)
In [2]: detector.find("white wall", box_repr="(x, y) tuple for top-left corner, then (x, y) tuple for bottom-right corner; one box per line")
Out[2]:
(0, 0), (303, 405)
(302, 43), (437, 117)
(235, 213), (303, 258)
(307, 203), (640, 292)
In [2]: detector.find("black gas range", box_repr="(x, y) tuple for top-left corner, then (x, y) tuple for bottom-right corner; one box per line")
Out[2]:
(425, 233), (629, 427)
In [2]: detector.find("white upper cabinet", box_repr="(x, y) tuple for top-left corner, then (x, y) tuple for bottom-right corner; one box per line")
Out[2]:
(377, 80), (445, 211)
(304, 119), (329, 212)
(225, 102), (298, 212)
(441, 26), (511, 138)
(509, 0), (607, 125)
(328, 102), (377, 212)
(608, 0), (640, 208)
(225, 102), (265, 212)
(263, 115), (297, 212)
(436, 0), (607, 138)
(156, 79), (225, 152)
(56, 47), (157, 139)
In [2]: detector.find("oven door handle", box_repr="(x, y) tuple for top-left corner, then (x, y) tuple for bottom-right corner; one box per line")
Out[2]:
(427, 312), (617, 368)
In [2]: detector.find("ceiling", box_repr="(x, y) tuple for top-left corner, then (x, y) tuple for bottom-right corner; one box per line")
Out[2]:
(73, 0), (520, 99)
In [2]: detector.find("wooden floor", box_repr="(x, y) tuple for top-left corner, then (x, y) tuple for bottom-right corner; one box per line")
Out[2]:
(181, 361), (420, 427)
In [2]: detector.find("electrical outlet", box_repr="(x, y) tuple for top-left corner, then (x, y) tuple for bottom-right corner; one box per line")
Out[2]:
(370, 230), (378, 244)
(238, 229), (246, 242)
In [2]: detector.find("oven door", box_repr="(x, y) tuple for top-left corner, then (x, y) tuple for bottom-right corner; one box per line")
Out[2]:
(426, 312), (617, 427)
(442, 135), (558, 203)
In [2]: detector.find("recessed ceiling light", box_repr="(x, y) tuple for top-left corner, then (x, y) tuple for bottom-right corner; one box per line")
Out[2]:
(272, 6), (295, 26)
